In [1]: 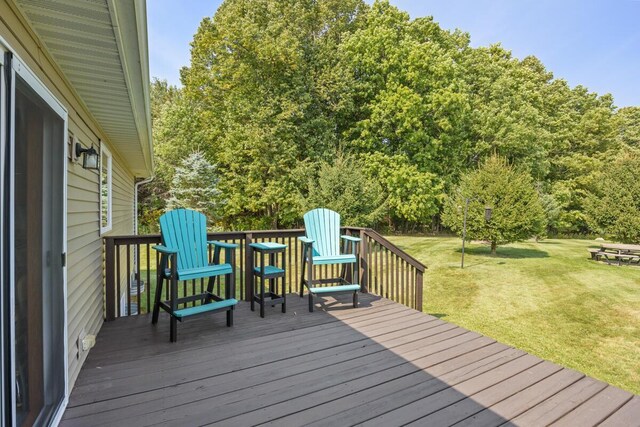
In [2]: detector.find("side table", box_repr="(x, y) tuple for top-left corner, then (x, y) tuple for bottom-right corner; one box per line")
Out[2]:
(249, 242), (287, 317)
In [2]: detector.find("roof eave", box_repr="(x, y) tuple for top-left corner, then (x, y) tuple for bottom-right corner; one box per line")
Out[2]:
(107, 0), (153, 177)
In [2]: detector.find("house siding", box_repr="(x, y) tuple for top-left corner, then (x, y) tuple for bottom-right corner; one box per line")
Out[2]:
(1, 0), (138, 389)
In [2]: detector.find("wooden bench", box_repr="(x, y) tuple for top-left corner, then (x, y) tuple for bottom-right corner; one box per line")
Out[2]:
(587, 248), (603, 260)
(602, 252), (640, 266)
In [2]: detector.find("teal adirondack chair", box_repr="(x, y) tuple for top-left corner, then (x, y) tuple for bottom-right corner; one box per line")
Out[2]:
(152, 209), (238, 342)
(299, 208), (361, 312)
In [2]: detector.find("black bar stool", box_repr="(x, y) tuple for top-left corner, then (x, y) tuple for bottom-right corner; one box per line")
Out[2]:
(250, 242), (287, 317)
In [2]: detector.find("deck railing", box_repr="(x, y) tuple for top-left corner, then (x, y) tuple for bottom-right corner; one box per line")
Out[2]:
(103, 228), (426, 320)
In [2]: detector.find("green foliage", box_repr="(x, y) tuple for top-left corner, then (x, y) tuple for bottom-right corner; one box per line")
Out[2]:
(537, 188), (561, 236)
(615, 107), (640, 149)
(304, 154), (385, 227)
(140, 0), (635, 234)
(585, 150), (640, 243)
(167, 151), (220, 225)
(340, 1), (471, 186)
(442, 156), (546, 252)
(464, 49), (552, 180)
(361, 152), (443, 227)
(179, 0), (367, 229)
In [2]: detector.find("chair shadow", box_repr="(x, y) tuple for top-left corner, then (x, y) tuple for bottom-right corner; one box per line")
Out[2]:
(316, 292), (381, 310)
(455, 246), (549, 259)
(428, 313), (448, 319)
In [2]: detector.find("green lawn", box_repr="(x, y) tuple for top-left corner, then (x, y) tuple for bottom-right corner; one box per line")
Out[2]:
(386, 236), (640, 395)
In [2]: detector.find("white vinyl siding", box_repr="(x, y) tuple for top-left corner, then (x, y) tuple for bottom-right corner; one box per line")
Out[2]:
(0, 1), (139, 389)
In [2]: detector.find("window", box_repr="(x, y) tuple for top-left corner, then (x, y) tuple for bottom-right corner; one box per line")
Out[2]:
(100, 144), (112, 234)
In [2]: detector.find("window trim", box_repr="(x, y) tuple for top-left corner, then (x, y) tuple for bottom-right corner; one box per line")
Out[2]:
(100, 143), (113, 234)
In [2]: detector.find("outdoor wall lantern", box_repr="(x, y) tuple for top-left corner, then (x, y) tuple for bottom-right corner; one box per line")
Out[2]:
(75, 143), (99, 170)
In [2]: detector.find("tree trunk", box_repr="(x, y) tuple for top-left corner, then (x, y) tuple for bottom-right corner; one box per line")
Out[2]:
(491, 241), (497, 255)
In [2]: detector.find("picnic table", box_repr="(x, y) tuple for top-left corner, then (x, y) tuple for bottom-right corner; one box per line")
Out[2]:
(588, 243), (640, 266)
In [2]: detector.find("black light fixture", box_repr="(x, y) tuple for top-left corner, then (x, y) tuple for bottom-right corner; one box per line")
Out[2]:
(75, 143), (99, 170)
(485, 206), (493, 222)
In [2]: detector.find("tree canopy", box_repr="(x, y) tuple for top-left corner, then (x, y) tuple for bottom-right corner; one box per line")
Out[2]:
(142, 0), (639, 239)
(585, 149), (640, 243)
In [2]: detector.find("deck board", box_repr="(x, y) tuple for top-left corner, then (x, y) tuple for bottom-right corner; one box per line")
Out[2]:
(61, 293), (637, 426)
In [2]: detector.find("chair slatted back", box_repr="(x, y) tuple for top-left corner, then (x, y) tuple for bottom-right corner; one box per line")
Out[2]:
(303, 208), (341, 257)
(159, 209), (208, 271)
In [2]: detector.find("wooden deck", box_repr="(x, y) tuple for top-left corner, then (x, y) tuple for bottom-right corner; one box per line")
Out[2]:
(61, 293), (639, 426)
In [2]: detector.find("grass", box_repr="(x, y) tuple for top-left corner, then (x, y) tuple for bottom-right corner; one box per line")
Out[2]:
(386, 236), (640, 395)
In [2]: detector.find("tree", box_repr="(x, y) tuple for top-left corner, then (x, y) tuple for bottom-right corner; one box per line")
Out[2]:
(361, 152), (443, 230)
(464, 48), (553, 180)
(339, 1), (472, 188)
(614, 107), (640, 149)
(181, 0), (367, 229)
(167, 151), (220, 225)
(304, 154), (385, 227)
(442, 156), (546, 254)
(585, 149), (640, 243)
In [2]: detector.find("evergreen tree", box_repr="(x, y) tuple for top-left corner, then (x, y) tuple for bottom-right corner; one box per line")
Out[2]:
(167, 151), (220, 225)
(442, 156), (546, 254)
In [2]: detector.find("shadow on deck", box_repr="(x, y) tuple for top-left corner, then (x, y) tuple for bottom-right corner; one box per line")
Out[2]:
(61, 294), (639, 426)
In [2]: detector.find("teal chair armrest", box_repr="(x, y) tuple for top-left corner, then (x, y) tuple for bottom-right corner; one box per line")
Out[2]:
(298, 236), (314, 244)
(152, 245), (178, 254)
(341, 235), (361, 242)
(207, 240), (239, 249)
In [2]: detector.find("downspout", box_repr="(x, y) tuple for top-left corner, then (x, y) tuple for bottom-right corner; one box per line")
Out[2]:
(133, 175), (154, 236)
(131, 175), (153, 315)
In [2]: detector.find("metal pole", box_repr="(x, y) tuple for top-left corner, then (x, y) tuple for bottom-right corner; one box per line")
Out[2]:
(461, 197), (469, 269)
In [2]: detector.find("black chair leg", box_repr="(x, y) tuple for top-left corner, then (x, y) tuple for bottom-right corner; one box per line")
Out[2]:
(308, 292), (314, 312)
(353, 291), (358, 308)
(282, 293), (286, 313)
(227, 309), (233, 327)
(260, 279), (265, 318)
(299, 259), (306, 297)
(205, 276), (214, 304)
(152, 275), (164, 324)
(170, 317), (177, 342)
(250, 275), (255, 312)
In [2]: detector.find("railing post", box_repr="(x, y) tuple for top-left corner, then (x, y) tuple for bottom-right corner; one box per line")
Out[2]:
(416, 270), (424, 312)
(244, 233), (253, 302)
(359, 229), (368, 293)
(105, 237), (116, 321)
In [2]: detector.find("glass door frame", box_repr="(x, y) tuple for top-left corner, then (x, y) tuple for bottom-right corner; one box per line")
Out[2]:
(1, 41), (8, 427)
(1, 36), (69, 427)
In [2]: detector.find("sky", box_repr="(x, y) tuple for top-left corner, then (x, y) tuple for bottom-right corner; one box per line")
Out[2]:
(147, 0), (640, 107)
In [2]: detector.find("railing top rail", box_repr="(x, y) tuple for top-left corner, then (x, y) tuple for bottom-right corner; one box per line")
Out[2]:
(103, 229), (309, 245)
(361, 228), (427, 272)
(102, 226), (425, 271)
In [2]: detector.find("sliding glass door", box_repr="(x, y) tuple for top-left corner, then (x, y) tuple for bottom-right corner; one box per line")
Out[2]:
(2, 47), (67, 427)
